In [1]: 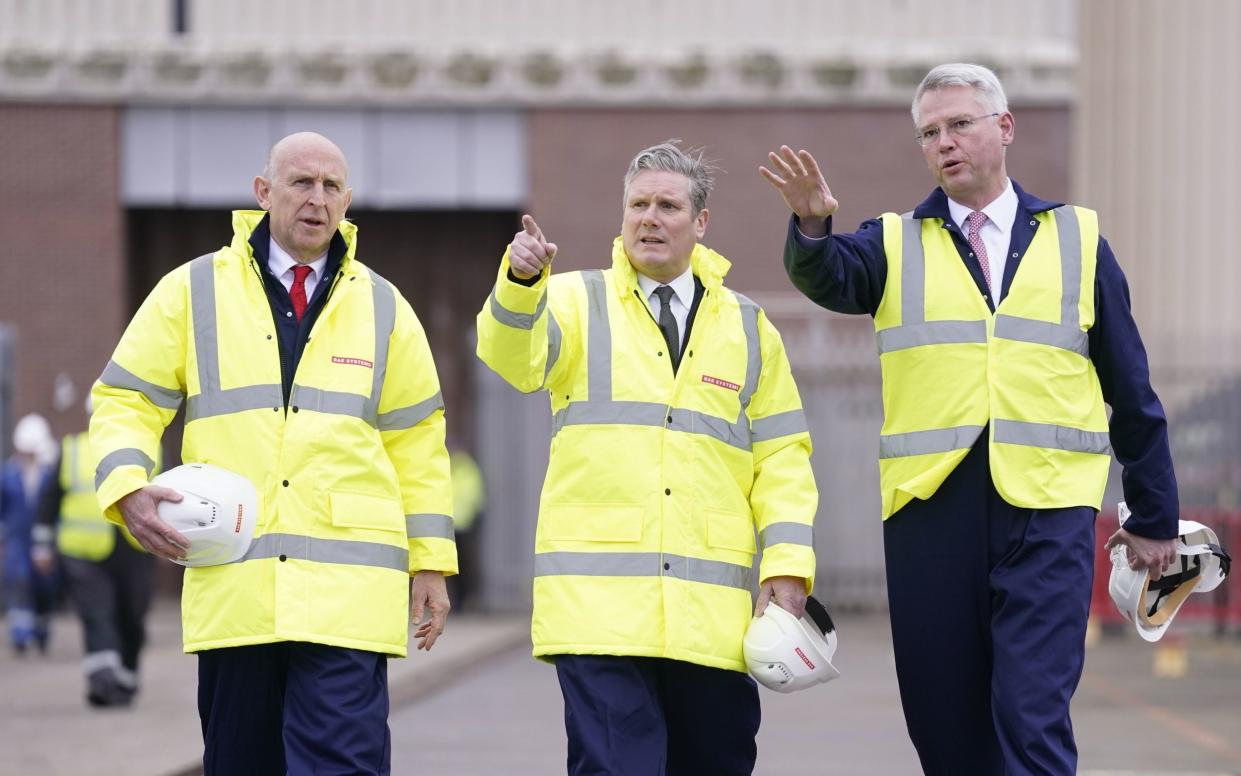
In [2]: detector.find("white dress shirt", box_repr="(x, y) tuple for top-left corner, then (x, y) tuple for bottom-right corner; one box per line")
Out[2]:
(946, 179), (1018, 297)
(268, 237), (328, 301)
(636, 266), (694, 349)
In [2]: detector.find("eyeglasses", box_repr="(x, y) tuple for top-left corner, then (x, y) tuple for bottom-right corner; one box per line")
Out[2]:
(914, 113), (1000, 147)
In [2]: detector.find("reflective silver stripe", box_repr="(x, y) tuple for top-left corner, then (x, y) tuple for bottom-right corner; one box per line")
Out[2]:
(95, 448), (156, 490)
(366, 275), (397, 424)
(190, 254), (220, 394)
(187, 253), (285, 420)
(760, 522), (814, 549)
(992, 315), (1089, 357)
(1054, 206), (1082, 331)
(879, 425), (985, 459)
(489, 285), (547, 330)
(99, 360), (184, 410)
(733, 293), (763, 413)
(291, 385), (372, 424)
(544, 308), (563, 387)
(406, 514), (455, 540)
(749, 410), (809, 443)
(901, 215), (926, 323)
(378, 392), (444, 431)
(534, 551), (752, 591)
(583, 271), (611, 400)
(187, 385), (283, 421)
(236, 533), (409, 572)
(66, 435), (86, 491)
(876, 320), (988, 354)
(554, 400), (666, 433)
(554, 401), (751, 451)
(991, 207), (1089, 357)
(993, 419), (1111, 455)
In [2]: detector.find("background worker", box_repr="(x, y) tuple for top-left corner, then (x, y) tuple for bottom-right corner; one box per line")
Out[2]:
(89, 131), (457, 775)
(477, 140), (818, 775)
(33, 402), (156, 708)
(762, 63), (1179, 775)
(445, 441), (484, 613)
(2, 413), (57, 656)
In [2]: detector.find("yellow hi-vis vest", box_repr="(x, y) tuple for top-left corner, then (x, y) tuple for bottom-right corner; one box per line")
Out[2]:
(874, 205), (1111, 519)
(56, 432), (143, 560)
(477, 237), (817, 673)
(90, 211), (457, 656)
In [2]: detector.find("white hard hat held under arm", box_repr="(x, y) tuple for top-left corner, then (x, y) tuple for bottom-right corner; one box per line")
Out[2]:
(150, 463), (258, 567)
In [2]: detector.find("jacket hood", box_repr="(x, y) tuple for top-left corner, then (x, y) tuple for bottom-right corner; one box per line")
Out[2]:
(608, 235), (731, 295)
(229, 210), (359, 266)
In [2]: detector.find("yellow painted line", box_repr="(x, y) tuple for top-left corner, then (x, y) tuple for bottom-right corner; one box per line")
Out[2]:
(1083, 677), (1241, 768)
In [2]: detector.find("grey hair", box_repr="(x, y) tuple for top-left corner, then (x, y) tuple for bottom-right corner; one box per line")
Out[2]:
(623, 140), (717, 216)
(911, 63), (1009, 127)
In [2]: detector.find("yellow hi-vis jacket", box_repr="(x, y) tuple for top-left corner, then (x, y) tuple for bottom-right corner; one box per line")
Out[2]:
(875, 206), (1110, 519)
(56, 432), (143, 561)
(90, 210), (457, 656)
(477, 237), (817, 673)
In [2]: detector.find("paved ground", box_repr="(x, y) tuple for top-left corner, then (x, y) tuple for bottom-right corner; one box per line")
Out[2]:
(2, 603), (1239, 775)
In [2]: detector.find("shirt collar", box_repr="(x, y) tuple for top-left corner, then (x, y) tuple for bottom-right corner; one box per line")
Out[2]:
(268, 236), (328, 282)
(946, 178), (1018, 235)
(636, 265), (695, 309)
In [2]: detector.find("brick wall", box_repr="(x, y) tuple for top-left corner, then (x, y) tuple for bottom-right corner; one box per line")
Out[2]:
(0, 104), (126, 441)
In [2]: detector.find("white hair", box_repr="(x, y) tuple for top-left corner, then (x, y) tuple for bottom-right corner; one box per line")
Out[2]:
(912, 63), (1009, 127)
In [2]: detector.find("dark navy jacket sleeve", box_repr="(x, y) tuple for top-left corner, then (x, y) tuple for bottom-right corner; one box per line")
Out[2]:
(782, 215), (887, 316)
(1090, 237), (1180, 539)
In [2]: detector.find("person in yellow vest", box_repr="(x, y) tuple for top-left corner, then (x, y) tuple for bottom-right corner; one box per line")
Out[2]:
(477, 140), (818, 775)
(89, 132), (457, 775)
(762, 63), (1180, 775)
(445, 443), (484, 612)
(34, 417), (156, 708)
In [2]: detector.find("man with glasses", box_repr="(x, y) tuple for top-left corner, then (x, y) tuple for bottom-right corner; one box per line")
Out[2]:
(761, 63), (1179, 775)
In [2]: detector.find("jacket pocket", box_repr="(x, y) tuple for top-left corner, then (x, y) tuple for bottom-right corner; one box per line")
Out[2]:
(704, 508), (757, 554)
(541, 503), (644, 543)
(328, 490), (406, 533)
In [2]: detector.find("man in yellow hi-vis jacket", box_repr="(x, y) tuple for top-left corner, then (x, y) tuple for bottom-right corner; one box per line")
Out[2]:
(477, 141), (818, 776)
(90, 132), (456, 775)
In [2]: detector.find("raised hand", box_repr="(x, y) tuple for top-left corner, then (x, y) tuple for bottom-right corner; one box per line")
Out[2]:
(759, 146), (839, 237)
(508, 214), (558, 280)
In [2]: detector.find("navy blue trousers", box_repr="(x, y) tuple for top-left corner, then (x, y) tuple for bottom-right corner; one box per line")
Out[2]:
(198, 642), (390, 776)
(555, 655), (760, 776)
(884, 438), (1095, 776)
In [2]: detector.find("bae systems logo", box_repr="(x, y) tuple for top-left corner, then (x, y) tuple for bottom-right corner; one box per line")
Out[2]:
(234, 505), (244, 534)
(702, 374), (741, 392)
(332, 356), (374, 369)
(794, 646), (815, 670)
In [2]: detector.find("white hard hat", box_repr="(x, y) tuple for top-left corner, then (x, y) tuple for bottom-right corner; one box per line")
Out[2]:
(12, 413), (52, 456)
(150, 463), (258, 568)
(1109, 502), (1231, 642)
(744, 596), (840, 693)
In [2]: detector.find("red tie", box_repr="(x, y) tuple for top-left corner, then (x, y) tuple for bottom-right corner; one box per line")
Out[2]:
(290, 265), (312, 322)
(966, 211), (993, 296)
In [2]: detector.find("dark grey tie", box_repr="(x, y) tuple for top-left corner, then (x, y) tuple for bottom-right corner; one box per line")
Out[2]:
(653, 285), (680, 372)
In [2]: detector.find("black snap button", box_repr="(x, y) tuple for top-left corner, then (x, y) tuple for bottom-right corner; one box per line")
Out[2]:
(663, 562), (671, 571)
(282, 480), (289, 487)
(666, 415), (673, 424)
(273, 407), (279, 412)
(688, 350), (693, 357)
(266, 334), (273, 340)
(664, 488), (671, 495)
(657, 351), (663, 357)
(279, 554), (287, 562)
(291, 406), (299, 413)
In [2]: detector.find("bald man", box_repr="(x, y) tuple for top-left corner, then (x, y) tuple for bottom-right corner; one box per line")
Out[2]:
(90, 133), (458, 775)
